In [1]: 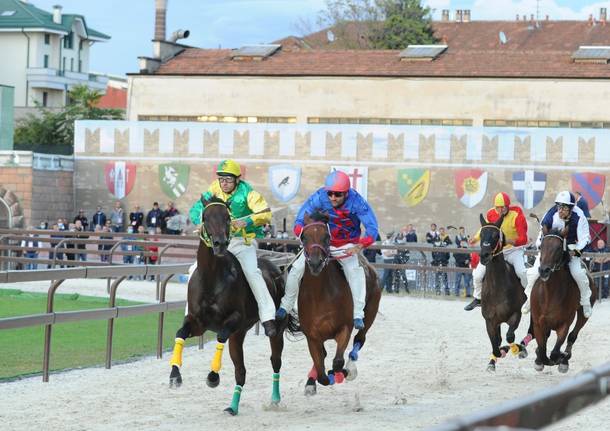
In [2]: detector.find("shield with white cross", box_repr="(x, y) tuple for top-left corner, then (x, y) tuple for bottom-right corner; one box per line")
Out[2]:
(512, 170), (546, 209)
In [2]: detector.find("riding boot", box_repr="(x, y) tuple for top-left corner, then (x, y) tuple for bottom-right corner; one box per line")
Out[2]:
(464, 298), (481, 311)
(262, 320), (277, 337)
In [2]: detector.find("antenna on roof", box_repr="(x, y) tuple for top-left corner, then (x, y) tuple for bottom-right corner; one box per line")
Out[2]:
(499, 31), (507, 44)
(326, 30), (335, 43)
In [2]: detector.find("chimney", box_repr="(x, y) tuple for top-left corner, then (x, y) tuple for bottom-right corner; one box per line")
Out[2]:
(530, 14), (534, 22)
(463, 9), (471, 22)
(588, 13), (594, 26)
(545, 15), (549, 21)
(455, 9), (463, 22)
(516, 14), (520, 21)
(441, 9), (449, 22)
(154, 0), (167, 41)
(52, 5), (62, 24)
(601, 8), (607, 23)
(522, 15), (527, 21)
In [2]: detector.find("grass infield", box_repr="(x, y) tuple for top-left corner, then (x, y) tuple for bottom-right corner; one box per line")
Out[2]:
(0, 289), (212, 381)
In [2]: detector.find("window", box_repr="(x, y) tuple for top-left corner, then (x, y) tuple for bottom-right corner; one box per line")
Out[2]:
(43, 55), (49, 68)
(307, 117), (473, 126)
(62, 57), (66, 71)
(483, 119), (610, 128)
(42, 92), (48, 107)
(137, 115), (297, 123)
(63, 32), (74, 49)
(70, 58), (74, 71)
(78, 60), (82, 73)
(44, 34), (50, 45)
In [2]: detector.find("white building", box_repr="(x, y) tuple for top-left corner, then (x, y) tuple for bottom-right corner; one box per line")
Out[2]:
(0, 0), (110, 111)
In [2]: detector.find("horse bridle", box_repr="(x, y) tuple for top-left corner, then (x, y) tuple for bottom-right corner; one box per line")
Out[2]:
(540, 233), (567, 273)
(480, 224), (504, 257)
(199, 202), (232, 248)
(300, 221), (331, 267)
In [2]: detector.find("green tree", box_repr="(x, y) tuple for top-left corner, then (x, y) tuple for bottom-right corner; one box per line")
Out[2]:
(314, 0), (437, 49)
(370, 0), (437, 49)
(14, 85), (123, 155)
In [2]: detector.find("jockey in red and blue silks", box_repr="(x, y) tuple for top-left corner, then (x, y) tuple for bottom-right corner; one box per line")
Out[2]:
(276, 170), (379, 330)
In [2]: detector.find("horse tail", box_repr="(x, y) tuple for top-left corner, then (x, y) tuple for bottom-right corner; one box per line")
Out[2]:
(285, 312), (302, 337)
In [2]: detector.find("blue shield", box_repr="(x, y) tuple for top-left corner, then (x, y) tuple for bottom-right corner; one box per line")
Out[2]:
(512, 170), (546, 209)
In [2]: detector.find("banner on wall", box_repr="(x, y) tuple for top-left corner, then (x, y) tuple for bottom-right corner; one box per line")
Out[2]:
(571, 172), (605, 209)
(331, 165), (368, 199)
(159, 163), (190, 199)
(512, 170), (546, 209)
(454, 169), (488, 208)
(268, 165), (301, 202)
(397, 168), (430, 207)
(104, 161), (136, 199)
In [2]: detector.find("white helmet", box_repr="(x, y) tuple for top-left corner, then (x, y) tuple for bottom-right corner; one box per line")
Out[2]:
(555, 191), (575, 206)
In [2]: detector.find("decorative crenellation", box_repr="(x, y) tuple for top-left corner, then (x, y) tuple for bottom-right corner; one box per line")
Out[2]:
(74, 121), (610, 165)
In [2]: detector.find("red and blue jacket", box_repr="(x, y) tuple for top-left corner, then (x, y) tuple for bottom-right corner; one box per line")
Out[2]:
(293, 188), (379, 248)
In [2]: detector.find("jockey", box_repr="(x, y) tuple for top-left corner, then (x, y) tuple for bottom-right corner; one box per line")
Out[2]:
(275, 170), (379, 330)
(464, 192), (528, 311)
(521, 191), (593, 318)
(188, 159), (278, 337)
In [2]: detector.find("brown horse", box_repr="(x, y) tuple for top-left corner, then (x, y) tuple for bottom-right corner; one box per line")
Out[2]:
(297, 212), (381, 395)
(531, 227), (597, 373)
(478, 214), (533, 371)
(168, 197), (288, 415)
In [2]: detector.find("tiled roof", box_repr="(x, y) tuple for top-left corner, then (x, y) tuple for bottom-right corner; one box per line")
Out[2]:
(0, 0), (109, 39)
(154, 20), (610, 79)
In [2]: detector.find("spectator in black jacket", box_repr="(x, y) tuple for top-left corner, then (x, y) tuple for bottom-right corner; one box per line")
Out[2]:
(404, 224), (418, 243)
(74, 209), (89, 231)
(453, 230), (472, 297)
(432, 227), (452, 295)
(574, 191), (591, 218)
(129, 205), (144, 230)
(146, 202), (163, 231)
(91, 206), (106, 231)
(592, 239), (610, 299)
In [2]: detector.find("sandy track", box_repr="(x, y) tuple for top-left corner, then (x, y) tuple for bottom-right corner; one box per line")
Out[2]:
(1, 283), (609, 431)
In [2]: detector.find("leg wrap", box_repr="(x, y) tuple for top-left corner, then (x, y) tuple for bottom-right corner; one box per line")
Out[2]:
(271, 372), (281, 404)
(211, 342), (225, 373)
(230, 385), (243, 413)
(170, 337), (185, 367)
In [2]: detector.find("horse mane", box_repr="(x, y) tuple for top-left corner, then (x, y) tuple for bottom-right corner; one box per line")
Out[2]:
(308, 210), (329, 223)
(547, 228), (564, 237)
(202, 196), (229, 208)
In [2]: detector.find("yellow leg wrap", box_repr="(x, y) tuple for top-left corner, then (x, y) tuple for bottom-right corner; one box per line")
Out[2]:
(489, 354), (497, 362)
(510, 343), (520, 355)
(211, 343), (225, 373)
(170, 338), (185, 367)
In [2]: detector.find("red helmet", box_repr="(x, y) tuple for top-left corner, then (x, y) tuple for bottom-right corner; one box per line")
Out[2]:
(324, 171), (351, 193)
(494, 192), (511, 207)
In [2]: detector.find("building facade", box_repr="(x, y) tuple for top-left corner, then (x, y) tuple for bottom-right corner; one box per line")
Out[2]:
(0, 0), (110, 111)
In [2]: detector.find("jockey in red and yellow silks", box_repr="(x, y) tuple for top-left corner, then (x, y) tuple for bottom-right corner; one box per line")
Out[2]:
(464, 192), (528, 310)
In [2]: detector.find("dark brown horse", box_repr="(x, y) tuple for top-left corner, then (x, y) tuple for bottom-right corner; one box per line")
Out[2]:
(478, 214), (533, 371)
(297, 212), (381, 395)
(531, 227), (597, 373)
(168, 197), (287, 415)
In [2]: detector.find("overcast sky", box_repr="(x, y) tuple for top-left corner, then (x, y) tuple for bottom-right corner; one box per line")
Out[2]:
(27, 0), (610, 76)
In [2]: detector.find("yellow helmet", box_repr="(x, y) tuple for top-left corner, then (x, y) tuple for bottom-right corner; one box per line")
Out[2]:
(216, 159), (241, 177)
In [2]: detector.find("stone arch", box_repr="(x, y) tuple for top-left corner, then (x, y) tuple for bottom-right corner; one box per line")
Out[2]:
(0, 187), (24, 228)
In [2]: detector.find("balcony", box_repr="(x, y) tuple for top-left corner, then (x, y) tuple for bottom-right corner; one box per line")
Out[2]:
(27, 68), (109, 92)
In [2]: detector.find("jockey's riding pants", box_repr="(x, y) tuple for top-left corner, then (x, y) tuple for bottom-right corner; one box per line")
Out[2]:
(186, 237), (276, 323)
(524, 254), (591, 307)
(472, 247), (527, 300)
(280, 243), (367, 320)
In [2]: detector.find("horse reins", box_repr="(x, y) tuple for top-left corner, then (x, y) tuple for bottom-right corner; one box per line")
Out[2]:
(300, 221), (331, 266)
(199, 202), (232, 247)
(480, 224), (505, 257)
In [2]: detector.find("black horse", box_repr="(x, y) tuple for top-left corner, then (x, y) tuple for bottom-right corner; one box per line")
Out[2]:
(478, 213), (533, 371)
(168, 197), (286, 415)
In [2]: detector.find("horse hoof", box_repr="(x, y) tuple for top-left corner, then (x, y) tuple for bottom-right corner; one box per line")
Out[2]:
(486, 364), (496, 372)
(558, 363), (569, 373)
(304, 384), (317, 396)
(169, 366), (182, 388)
(518, 349), (528, 359)
(224, 407), (238, 416)
(345, 360), (358, 381)
(206, 371), (220, 388)
(534, 363), (544, 372)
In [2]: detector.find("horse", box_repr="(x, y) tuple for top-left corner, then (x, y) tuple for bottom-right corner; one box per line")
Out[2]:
(296, 211), (381, 395)
(530, 227), (597, 373)
(478, 213), (533, 372)
(168, 197), (287, 415)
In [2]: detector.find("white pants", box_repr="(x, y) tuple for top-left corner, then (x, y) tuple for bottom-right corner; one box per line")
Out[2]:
(473, 247), (527, 300)
(280, 244), (367, 319)
(186, 237), (276, 322)
(524, 254), (591, 306)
